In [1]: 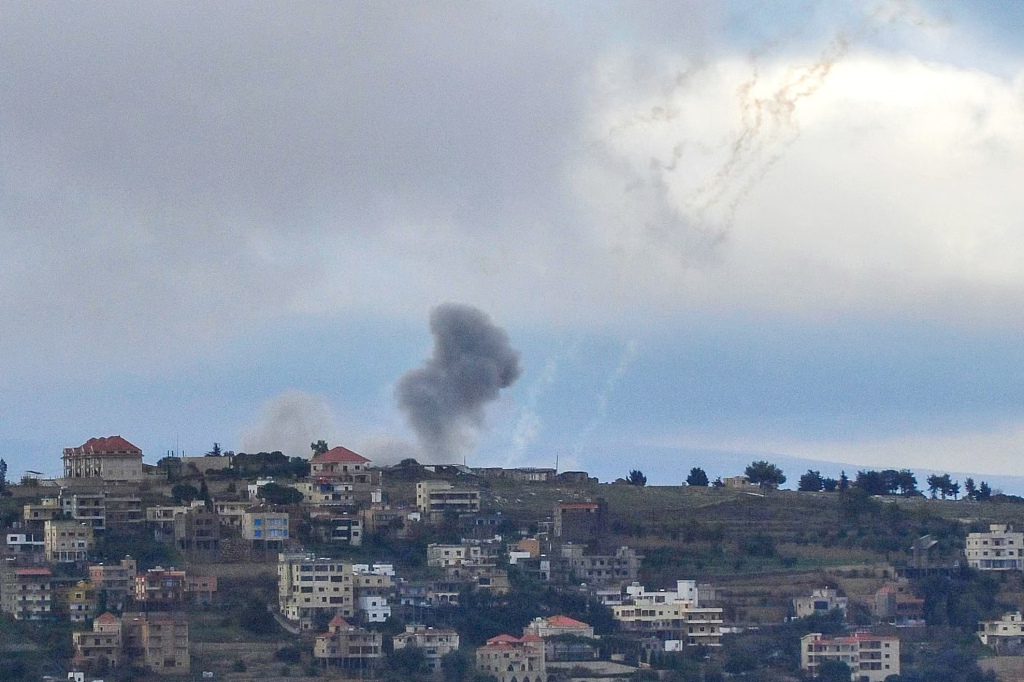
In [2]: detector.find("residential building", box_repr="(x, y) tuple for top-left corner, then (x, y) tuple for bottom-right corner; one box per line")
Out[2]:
(278, 552), (355, 629)
(793, 587), (848, 619)
(561, 544), (641, 587)
(360, 504), (411, 537)
(313, 615), (382, 669)
(476, 633), (546, 682)
(134, 567), (217, 606)
(242, 509), (290, 548)
(44, 519), (94, 562)
(62, 435), (145, 482)
(357, 594), (391, 622)
(310, 446), (379, 485)
(613, 580), (724, 647)
(212, 499), (250, 528)
(874, 583), (924, 622)
(554, 500), (607, 541)
(174, 507), (221, 554)
(296, 479), (357, 507)
(524, 615), (599, 662)
(723, 475), (759, 488)
(72, 612), (122, 670)
(801, 632), (900, 682)
(308, 511), (362, 546)
(104, 494), (144, 529)
(146, 504), (191, 542)
(60, 491), (106, 531)
(0, 563), (52, 620)
(393, 625), (459, 672)
(89, 557), (138, 611)
(122, 611), (190, 675)
(5, 532), (44, 555)
(472, 467), (557, 482)
(23, 497), (63, 528)
(68, 579), (98, 623)
(978, 612), (1024, 654)
(416, 480), (481, 520)
(965, 524), (1024, 571)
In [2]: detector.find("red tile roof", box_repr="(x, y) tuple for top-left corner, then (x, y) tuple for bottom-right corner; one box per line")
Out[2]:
(329, 614), (352, 628)
(74, 436), (142, 454)
(15, 568), (52, 576)
(313, 446), (369, 464)
(95, 612), (119, 624)
(545, 615), (590, 628)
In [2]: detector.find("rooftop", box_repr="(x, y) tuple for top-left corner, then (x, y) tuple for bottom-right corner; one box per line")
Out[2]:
(313, 446), (370, 464)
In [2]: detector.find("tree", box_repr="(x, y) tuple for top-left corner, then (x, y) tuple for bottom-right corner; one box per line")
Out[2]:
(977, 481), (992, 501)
(311, 440), (329, 456)
(744, 461), (786, 489)
(964, 478), (977, 500)
(0, 458), (6, 492)
(205, 442), (222, 457)
(927, 473), (955, 499)
(895, 469), (918, 496)
(798, 470), (824, 492)
(949, 480), (961, 500)
(817, 660), (852, 681)
(855, 470), (888, 496)
(711, 477), (725, 488)
(627, 470), (647, 486)
(927, 474), (943, 499)
(821, 477), (839, 492)
(258, 483), (304, 506)
(171, 483), (200, 504)
(686, 467), (709, 487)
(839, 470), (849, 491)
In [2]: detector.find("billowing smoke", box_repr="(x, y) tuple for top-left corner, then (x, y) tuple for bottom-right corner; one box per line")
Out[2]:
(240, 389), (336, 458)
(396, 303), (522, 462)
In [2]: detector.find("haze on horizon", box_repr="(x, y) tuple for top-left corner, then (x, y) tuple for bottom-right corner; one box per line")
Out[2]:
(2, 1), (1024, 488)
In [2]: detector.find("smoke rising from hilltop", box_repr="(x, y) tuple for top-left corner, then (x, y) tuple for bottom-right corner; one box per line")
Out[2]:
(240, 389), (336, 458)
(396, 303), (522, 462)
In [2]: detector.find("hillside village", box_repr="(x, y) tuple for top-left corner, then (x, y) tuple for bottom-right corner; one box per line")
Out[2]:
(3, 438), (1024, 681)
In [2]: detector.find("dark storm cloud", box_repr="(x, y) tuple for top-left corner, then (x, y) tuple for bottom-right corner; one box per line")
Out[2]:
(396, 304), (522, 461)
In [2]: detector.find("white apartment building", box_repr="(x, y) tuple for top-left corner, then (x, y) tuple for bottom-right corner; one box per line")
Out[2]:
(416, 480), (481, 519)
(801, 632), (899, 682)
(978, 612), (1024, 653)
(965, 524), (1024, 571)
(44, 519), (94, 562)
(278, 552), (355, 629)
(356, 594), (391, 622)
(613, 580), (723, 647)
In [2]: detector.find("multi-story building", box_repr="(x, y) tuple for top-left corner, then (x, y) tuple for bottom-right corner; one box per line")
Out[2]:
(212, 499), (250, 528)
(965, 524), (1024, 571)
(68, 579), (98, 622)
(310, 446), (377, 484)
(308, 511), (362, 546)
(873, 583), (924, 622)
(476, 633), (546, 682)
(60, 491), (106, 531)
(23, 497), (63, 529)
(416, 480), (481, 520)
(62, 436), (145, 482)
(278, 552), (355, 629)
(5, 532), (45, 555)
(801, 632), (900, 682)
(427, 543), (485, 569)
(174, 507), (221, 554)
(357, 594), (391, 622)
(978, 612), (1024, 654)
(104, 494), (144, 529)
(89, 557), (138, 610)
(561, 544), (641, 588)
(146, 504), (192, 541)
(793, 587), (848, 619)
(613, 580), (723, 647)
(0, 563), (52, 620)
(554, 500), (607, 541)
(134, 567), (217, 606)
(122, 611), (190, 675)
(295, 479), (356, 507)
(72, 612), (122, 669)
(44, 519), (94, 562)
(242, 509), (290, 548)
(313, 615), (383, 669)
(524, 616), (598, 662)
(393, 625), (459, 672)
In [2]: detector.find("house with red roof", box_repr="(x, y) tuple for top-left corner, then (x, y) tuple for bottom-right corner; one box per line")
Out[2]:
(476, 633), (546, 682)
(313, 614), (383, 669)
(524, 615), (599, 662)
(62, 435), (145, 482)
(0, 564), (52, 620)
(310, 446), (377, 483)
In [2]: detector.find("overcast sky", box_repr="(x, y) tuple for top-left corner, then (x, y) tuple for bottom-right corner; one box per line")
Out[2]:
(3, 1), (1024, 488)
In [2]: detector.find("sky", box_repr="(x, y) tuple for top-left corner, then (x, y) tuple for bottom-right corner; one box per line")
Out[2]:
(2, 1), (1024, 490)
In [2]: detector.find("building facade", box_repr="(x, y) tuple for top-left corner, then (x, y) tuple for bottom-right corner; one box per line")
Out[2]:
(801, 632), (900, 682)
(44, 519), (95, 562)
(62, 436), (145, 482)
(965, 524), (1024, 571)
(476, 634), (546, 682)
(0, 564), (52, 620)
(278, 552), (355, 629)
(978, 612), (1024, 654)
(314, 615), (382, 668)
(416, 480), (481, 519)
(793, 587), (849, 619)
(393, 625), (460, 672)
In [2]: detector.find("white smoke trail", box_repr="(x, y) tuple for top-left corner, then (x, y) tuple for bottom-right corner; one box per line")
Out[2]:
(572, 339), (639, 456)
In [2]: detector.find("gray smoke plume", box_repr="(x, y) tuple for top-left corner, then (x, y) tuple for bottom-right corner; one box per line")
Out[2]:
(396, 303), (522, 462)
